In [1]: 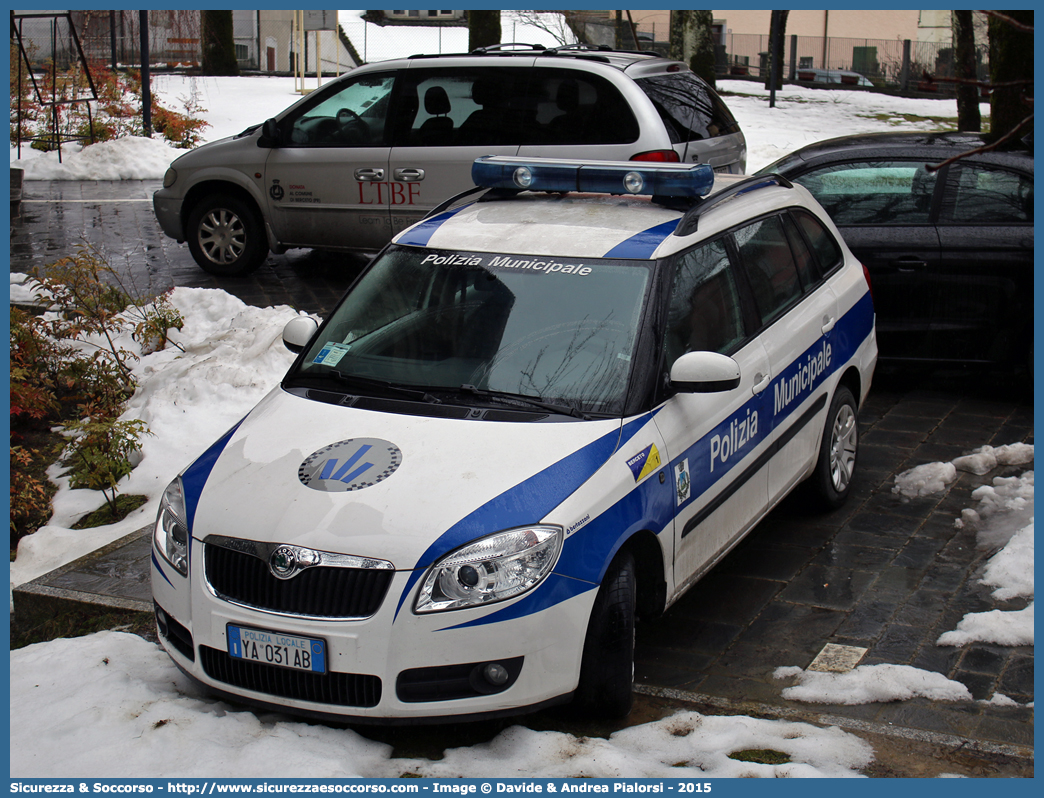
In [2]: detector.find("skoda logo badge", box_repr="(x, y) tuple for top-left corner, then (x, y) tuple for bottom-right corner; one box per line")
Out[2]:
(270, 546), (299, 579)
(299, 438), (402, 493)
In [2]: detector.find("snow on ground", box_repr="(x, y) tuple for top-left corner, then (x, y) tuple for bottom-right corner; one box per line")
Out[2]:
(11, 630), (876, 778)
(6, 16), (1028, 778)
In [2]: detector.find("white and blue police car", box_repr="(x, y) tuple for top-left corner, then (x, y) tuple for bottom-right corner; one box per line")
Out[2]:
(152, 157), (877, 722)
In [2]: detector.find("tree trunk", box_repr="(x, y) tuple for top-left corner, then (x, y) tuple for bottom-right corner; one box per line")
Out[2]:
(764, 10), (788, 90)
(669, 10), (716, 87)
(988, 10), (1033, 142)
(200, 10), (239, 76)
(468, 10), (501, 52)
(953, 11), (982, 131)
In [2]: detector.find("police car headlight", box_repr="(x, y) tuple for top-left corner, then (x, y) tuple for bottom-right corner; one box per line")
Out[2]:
(154, 477), (189, 576)
(162, 168), (177, 188)
(415, 525), (562, 613)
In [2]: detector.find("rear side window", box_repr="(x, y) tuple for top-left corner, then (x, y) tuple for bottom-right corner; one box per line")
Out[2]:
(942, 163), (1033, 224)
(792, 210), (845, 276)
(635, 72), (740, 142)
(796, 160), (938, 225)
(520, 68), (639, 146)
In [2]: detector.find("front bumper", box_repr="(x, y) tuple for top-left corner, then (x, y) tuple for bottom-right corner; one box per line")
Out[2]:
(151, 538), (596, 721)
(153, 190), (185, 242)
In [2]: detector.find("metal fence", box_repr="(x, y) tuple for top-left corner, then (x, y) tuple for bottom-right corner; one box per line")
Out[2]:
(11, 11), (988, 94)
(717, 32), (988, 91)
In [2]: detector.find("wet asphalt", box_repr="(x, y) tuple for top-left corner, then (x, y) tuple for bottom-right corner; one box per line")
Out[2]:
(8, 179), (1034, 769)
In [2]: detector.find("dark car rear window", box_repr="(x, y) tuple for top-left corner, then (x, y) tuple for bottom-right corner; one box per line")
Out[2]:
(634, 73), (740, 142)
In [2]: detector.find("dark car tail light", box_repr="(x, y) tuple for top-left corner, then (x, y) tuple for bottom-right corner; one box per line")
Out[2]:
(631, 150), (680, 163)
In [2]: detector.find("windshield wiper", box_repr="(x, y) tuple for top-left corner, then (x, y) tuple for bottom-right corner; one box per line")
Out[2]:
(456, 384), (591, 420)
(293, 369), (443, 404)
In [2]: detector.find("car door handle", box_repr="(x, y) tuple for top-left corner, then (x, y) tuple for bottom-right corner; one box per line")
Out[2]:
(354, 168), (385, 181)
(822, 315), (836, 335)
(893, 257), (926, 272)
(394, 168), (425, 182)
(752, 372), (770, 395)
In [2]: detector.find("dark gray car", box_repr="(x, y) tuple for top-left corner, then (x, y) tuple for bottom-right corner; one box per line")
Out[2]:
(154, 45), (746, 276)
(758, 131), (1033, 369)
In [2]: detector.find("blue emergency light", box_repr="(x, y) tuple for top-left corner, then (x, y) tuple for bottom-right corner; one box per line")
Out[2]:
(472, 156), (716, 198)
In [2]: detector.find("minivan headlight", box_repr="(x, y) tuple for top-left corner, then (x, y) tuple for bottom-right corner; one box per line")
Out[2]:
(415, 525), (563, 613)
(162, 168), (177, 188)
(154, 477), (189, 576)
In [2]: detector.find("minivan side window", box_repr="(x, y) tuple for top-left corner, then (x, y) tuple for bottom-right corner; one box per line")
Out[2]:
(796, 160), (938, 225)
(395, 67), (640, 147)
(732, 215), (804, 327)
(664, 237), (746, 370)
(285, 74), (396, 147)
(635, 72), (741, 142)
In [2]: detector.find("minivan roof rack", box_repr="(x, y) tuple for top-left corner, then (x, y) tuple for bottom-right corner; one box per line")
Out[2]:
(674, 174), (793, 236)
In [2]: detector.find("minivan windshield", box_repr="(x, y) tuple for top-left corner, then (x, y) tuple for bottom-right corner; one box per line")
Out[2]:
(289, 245), (652, 416)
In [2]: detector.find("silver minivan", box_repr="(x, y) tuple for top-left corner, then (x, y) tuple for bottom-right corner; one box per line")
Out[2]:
(154, 45), (747, 275)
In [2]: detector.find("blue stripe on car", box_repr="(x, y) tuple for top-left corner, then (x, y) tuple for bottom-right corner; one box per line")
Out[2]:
(395, 205), (473, 247)
(394, 411), (659, 619)
(430, 291), (874, 630)
(181, 419), (245, 533)
(601, 219), (680, 259)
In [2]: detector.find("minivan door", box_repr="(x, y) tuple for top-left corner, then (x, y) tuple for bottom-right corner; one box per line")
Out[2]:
(263, 72), (396, 251)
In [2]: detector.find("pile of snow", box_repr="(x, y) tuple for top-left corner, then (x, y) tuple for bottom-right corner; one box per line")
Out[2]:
(10, 632), (874, 778)
(10, 284), (304, 586)
(774, 663), (973, 705)
(892, 443), (1034, 500)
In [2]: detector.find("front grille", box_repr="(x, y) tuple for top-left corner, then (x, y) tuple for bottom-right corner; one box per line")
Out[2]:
(200, 646), (381, 708)
(204, 543), (393, 618)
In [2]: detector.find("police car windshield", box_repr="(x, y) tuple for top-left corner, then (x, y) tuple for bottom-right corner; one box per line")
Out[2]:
(292, 245), (652, 416)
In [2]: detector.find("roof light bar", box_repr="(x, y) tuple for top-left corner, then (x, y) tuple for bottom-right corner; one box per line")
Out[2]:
(472, 156), (715, 198)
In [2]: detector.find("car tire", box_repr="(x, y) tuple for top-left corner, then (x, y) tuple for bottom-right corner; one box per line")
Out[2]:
(573, 549), (636, 719)
(808, 385), (859, 509)
(186, 194), (269, 276)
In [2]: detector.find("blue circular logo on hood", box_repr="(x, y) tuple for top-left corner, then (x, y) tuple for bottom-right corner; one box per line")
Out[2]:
(298, 438), (402, 492)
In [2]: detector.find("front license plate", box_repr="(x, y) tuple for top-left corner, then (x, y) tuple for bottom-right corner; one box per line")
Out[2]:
(227, 624), (327, 674)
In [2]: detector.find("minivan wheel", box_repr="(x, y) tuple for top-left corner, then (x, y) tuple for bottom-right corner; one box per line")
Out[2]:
(808, 385), (859, 509)
(186, 194), (269, 276)
(573, 550), (636, 719)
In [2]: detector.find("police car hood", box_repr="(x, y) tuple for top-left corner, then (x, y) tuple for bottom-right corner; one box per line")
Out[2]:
(187, 387), (626, 571)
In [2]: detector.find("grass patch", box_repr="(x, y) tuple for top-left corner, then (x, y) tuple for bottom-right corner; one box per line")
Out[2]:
(729, 749), (792, 765)
(72, 494), (149, 529)
(857, 112), (967, 129)
(11, 605), (156, 650)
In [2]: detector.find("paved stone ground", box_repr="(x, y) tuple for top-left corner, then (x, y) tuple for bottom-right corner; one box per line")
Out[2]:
(634, 368), (1034, 751)
(11, 180), (365, 317)
(10, 180), (1035, 770)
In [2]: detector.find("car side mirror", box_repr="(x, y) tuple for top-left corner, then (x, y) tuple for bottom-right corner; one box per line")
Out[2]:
(258, 118), (281, 148)
(670, 351), (741, 393)
(282, 316), (319, 354)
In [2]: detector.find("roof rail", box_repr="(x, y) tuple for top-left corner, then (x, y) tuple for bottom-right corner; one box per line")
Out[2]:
(471, 42), (546, 54)
(673, 174), (793, 237)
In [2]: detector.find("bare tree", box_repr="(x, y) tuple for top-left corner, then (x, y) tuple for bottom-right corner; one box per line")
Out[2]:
(988, 9), (1033, 143)
(953, 11), (982, 132)
(509, 11), (581, 46)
